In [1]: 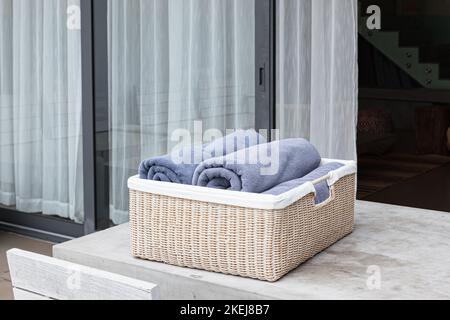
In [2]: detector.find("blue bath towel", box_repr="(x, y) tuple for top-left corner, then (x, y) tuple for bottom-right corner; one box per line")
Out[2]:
(138, 129), (266, 184)
(192, 138), (321, 193)
(263, 162), (344, 203)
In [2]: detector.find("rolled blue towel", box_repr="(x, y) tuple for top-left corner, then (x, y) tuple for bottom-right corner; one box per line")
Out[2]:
(138, 129), (266, 184)
(263, 162), (344, 204)
(192, 138), (321, 193)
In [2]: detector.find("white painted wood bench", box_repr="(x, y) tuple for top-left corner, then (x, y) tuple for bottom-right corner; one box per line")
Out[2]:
(7, 249), (160, 300)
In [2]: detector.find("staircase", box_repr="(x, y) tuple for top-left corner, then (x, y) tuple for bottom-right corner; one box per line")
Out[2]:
(358, 17), (450, 90)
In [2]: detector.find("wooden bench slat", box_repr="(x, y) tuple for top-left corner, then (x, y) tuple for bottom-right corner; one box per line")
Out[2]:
(7, 249), (159, 300)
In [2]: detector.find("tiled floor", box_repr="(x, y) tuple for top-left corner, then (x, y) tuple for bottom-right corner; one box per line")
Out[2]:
(0, 231), (53, 300)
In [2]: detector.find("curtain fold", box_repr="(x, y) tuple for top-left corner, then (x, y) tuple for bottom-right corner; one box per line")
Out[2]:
(277, 0), (358, 160)
(0, 0), (84, 223)
(108, 0), (255, 224)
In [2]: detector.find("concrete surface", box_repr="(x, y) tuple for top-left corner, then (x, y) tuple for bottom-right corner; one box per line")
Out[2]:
(54, 201), (450, 300)
(0, 231), (53, 300)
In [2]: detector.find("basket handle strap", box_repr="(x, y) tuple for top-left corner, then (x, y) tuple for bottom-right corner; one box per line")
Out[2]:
(311, 174), (332, 186)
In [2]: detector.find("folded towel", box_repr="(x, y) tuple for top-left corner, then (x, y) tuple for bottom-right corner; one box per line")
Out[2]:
(263, 162), (344, 203)
(138, 129), (266, 184)
(192, 138), (321, 193)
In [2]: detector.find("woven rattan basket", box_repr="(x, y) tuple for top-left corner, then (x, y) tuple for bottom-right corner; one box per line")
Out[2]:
(128, 159), (356, 282)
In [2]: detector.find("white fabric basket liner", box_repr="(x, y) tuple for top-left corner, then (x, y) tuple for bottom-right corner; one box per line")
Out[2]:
(128, 159), (357, 210)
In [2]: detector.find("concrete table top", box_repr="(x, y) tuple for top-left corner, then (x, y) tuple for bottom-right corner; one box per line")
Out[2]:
(53, 201), (450, 300)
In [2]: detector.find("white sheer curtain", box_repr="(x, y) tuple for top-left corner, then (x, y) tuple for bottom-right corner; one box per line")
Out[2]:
(108, 0), (255, 224)
(0, 0), (84, 223)
(277, 0), (358, 160)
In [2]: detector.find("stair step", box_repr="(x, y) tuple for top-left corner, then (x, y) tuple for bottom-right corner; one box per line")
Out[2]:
(373, 15), (431, 47)
(358, 16), (450, 88)
(363, 30), (399, 44)
(418, 45), (450, 79)
(398, 47), (419, 61)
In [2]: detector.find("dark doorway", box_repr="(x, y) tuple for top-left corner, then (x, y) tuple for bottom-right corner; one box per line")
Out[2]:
(358, 0), (450, 212)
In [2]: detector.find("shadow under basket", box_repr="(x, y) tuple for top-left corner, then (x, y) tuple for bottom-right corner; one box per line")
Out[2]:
(128, 160), (357, 282)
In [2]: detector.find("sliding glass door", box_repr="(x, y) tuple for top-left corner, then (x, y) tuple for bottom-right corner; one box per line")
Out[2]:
(105, 0), (259, 224)
(0, 0), (273, 239)
(0, 0), (84, 235)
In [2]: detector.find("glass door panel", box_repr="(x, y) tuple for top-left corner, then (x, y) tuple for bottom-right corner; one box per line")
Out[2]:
(0, 0), (84, 224)
(106, 0), (256, 224)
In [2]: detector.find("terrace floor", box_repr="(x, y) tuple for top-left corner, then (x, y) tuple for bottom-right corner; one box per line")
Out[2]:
(0, 231), (53, 300)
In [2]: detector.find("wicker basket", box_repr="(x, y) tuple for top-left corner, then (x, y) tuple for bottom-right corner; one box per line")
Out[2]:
(129, 160), (356, 282)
